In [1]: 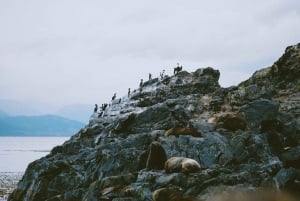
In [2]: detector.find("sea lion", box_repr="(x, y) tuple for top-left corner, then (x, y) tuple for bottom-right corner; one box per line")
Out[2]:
(212, 113), (247, 132)
(152, 188), (201, 201)
(146, 141), (167, 170)
(164, 127), (202, 138)
(164, 157), (201, 174)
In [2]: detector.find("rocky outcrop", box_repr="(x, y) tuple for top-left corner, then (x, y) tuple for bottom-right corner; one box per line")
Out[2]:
(9, 43), (300, 201)
(239, 43), (300, 117)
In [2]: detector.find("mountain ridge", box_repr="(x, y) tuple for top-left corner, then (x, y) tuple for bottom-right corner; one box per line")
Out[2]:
(0, 114), (85, 136)
(0, 99), (91, 123)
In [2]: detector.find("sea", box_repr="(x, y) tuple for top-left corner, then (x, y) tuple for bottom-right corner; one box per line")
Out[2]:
(0, 137), (69, 172)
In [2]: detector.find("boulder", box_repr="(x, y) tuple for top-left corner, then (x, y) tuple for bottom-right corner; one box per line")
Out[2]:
(279, 146), (300, 168)
(239, 99), (279, 128)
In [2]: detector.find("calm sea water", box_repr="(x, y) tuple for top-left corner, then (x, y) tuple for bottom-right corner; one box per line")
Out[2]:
(0, 137), (69, 172)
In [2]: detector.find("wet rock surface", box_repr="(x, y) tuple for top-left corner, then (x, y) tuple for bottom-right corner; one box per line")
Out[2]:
(9, 43), (300, 201)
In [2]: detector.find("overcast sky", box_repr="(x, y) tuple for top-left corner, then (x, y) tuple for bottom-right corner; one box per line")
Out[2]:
(0, 0), (300, 110)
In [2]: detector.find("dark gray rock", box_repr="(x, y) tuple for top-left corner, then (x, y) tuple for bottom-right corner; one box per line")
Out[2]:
(239, 98), (279, 128)
(275, 168), (297, 188)
(230, 132), (272, 164)
(279, 146), (300, 168)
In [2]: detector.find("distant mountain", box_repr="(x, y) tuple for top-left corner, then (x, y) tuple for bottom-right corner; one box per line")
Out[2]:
(0, 99), (92, 123)
(0, 99), (45, 116)
(0, 114), (84, 136)
(55, 104), (92, 123)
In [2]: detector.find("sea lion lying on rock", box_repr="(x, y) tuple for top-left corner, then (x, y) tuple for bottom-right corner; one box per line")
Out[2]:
(100, 186), (135, 200)
(152, 188), (201, 201)
(210, 113), (247, 132)
(164, 127), (202, 137)
(164, 157), (201, 174)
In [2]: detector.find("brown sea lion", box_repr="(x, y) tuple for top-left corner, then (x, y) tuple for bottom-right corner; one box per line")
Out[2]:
(164, 127), (202, 138)
(146, 141), (167, 170)
(152, 188), (201, 201)
(211, 113), (247, 132)
(164, 157), (201, 174)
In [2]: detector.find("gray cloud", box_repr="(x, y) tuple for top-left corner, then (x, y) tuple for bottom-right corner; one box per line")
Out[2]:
(0, 0), (299, 110)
